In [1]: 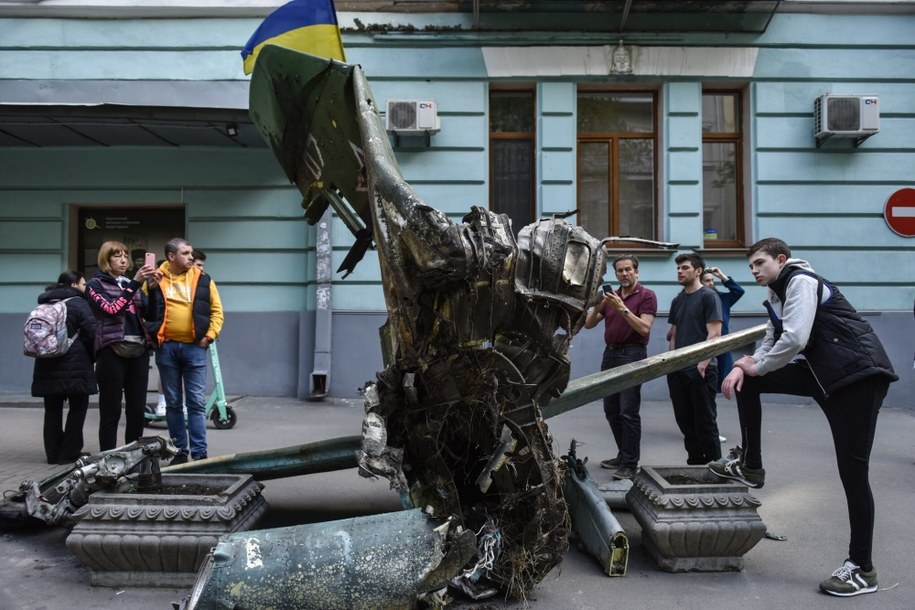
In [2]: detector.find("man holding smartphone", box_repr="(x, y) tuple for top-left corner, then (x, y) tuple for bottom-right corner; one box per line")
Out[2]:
(584, 254), (657, 480)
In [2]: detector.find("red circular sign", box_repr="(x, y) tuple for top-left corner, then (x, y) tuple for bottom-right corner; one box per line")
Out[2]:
(884, 188), (915, 237)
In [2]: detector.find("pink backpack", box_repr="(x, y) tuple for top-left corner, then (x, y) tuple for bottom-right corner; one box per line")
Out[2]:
(23, 298), (78, 358)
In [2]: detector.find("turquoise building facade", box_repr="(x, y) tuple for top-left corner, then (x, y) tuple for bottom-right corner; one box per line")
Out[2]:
(1, 1), (912, 406)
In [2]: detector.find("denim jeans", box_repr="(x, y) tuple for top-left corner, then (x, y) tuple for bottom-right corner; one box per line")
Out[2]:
(601, 344), (647, 468)
(156, 341), (208, 459)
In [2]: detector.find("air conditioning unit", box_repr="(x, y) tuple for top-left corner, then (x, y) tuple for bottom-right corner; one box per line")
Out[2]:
(814, 95), (879, 147)
(386, 100), (440, 134)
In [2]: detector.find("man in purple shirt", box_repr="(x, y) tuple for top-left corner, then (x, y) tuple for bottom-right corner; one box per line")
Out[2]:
(584, 254), (658, 480)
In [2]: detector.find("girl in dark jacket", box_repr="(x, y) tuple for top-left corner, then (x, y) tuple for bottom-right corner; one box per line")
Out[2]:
(86, 241), (159, 451)
(31, 271), (97, 464)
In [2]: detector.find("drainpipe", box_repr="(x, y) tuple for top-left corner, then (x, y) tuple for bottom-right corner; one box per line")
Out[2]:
(310, 208), (332, 399)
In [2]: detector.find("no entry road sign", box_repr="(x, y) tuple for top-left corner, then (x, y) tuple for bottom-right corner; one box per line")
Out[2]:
(884, 188), (915, 237)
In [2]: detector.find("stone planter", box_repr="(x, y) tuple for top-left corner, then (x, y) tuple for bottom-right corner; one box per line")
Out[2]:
(66, 473), (268, 587)
(625, 465), (766, 572)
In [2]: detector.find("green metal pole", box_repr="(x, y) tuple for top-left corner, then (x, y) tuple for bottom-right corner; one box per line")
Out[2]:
(542, 324), (766, 419)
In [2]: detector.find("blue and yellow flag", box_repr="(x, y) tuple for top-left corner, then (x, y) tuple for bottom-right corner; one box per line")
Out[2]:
(241, 0), (346, 75)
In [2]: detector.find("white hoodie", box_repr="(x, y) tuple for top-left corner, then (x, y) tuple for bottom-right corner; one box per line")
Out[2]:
(753, 258), (834, 377)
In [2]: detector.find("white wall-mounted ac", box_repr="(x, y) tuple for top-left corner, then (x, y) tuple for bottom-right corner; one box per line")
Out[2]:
(386, 100), (440, 134)
(814, 94), (879, 147)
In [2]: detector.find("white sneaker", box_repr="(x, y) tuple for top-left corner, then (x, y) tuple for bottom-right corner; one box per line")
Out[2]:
(155, 395), (167, 416)
(719, 435), (727, 443)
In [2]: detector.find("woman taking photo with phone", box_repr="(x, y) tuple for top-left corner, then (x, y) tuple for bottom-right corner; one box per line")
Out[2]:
(86, 241), (159, 451)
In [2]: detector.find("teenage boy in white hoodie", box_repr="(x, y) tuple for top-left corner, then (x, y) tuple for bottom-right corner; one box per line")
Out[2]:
(710, 237), (897, 597)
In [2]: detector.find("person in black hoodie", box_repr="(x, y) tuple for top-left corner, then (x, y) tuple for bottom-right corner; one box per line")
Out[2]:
(30, 270), (97, 464)
(86, 241), (159, 451)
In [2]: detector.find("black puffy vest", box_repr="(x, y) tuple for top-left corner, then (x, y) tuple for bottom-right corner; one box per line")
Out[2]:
(766, 265), (897, 395)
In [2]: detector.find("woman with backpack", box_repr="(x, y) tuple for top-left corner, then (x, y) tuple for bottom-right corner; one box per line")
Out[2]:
(86, 241), (159, 452)
(30, 270), (97, 464)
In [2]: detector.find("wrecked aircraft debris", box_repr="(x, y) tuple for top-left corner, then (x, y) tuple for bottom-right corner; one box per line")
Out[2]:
(181, 508), (476, 610)
(247, 45), (606, 599)
(0, 436), (177, 527)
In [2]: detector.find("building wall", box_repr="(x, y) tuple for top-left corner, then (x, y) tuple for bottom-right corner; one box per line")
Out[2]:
(1, 8), (913, 406)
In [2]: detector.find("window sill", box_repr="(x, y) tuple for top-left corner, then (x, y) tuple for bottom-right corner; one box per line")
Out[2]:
(694, 247), (749, 257)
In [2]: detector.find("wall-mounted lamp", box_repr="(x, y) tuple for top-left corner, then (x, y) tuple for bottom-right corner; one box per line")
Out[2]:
(610, 40), (632, 75)
(226, 123), (238, 137)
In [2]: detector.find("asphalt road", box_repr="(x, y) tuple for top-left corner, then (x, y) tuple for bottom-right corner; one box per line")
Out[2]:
(0, 395), (912, 609)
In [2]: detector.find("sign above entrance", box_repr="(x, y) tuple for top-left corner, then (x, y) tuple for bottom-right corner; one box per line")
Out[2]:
(884, 188), (915, 237)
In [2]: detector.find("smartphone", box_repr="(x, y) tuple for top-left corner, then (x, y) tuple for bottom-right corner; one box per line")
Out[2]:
(601, 283), (614, 295)
(145, 252), (156, 269)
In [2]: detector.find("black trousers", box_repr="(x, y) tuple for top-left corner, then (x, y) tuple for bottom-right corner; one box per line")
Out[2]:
(42, 394), (89, 464)
(735, 364), (888, 570)
(667, 366), (721, 464)
(96, 347), (149, 451)
(601, 344), (647, 468)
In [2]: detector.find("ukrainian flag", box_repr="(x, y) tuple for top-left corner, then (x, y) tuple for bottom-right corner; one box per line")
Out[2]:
(241, 0), (346, 75)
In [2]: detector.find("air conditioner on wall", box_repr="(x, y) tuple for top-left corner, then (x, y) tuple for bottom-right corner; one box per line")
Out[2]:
(385, 100), (441, 134)
(814, 94), (879, 148)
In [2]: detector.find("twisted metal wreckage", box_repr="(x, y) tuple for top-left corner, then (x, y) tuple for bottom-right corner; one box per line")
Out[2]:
(245, 45), (608, 601)
(0, 46), (767, 609)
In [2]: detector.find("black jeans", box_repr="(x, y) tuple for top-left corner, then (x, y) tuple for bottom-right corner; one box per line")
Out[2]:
(96, 347), (149, 451)
(600, 344), (647, 468)
(667, 366), (721, 464)
(735, 364), (888, 570)
(43, 394), (89, 464)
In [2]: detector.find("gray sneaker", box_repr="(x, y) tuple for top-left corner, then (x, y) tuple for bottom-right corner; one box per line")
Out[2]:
(708, 459), (765, 488)
(819, 560), (878, 597)
(600, 457), (620, 470)
(612, 465), (639, 480)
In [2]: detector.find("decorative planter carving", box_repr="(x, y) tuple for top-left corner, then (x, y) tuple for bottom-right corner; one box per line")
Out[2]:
(625, 465), (766, 572)
(66, 473), (268, 587)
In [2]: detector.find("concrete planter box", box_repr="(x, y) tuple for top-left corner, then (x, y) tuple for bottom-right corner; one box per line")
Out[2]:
(626, 465), (766, 572)
(66, 473), (268, 587)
